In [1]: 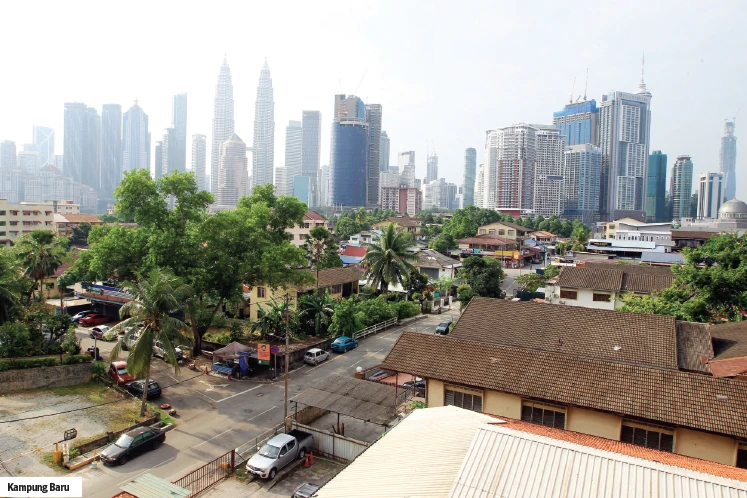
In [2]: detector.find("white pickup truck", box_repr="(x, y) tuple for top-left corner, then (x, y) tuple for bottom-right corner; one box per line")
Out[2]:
(246, 430), (314, 480)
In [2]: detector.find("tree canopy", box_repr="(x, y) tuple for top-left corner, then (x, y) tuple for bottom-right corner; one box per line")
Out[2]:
(461, 256), (504, 299)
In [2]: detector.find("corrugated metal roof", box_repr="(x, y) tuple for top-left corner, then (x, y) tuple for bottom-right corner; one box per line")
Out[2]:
(448, 425), (747, 498)
(120, 473), (190, 498)
(640, 251), (686, 264)
(316, 406), (494, 498)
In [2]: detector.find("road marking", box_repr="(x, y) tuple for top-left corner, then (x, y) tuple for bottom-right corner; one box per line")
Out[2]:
(193, 428), (234, 449)
(117, 456), (175, 486)
(199, 380), (228, 392)
(246, 405), (277, 422)
(192, 389), (219, 403)
(349, 348), (386, 368)
(215, 385), (263, 403)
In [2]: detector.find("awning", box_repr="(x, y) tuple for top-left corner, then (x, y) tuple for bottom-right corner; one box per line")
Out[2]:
(213, 341), (253, 360)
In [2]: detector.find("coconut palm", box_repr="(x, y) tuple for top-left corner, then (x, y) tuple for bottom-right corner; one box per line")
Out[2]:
(109, 268), (191, 416)
(14, 231), (66, 302)
(251, 298), (296, 340)
(298, 291), (336, 337)
(361, 223), (417, 293)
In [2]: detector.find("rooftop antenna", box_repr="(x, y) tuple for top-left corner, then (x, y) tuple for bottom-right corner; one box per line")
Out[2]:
(569, 76), (576, 104)
(583, 68), (589, 101)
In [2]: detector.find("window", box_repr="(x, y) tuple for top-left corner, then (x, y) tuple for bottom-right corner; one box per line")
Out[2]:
(560, 290), (577, 300)
(593, 293), (611, 302)
(0, 211), (5, 215)
(444, 384), (483, 412)
(257, 287), (266, 298)
(488, 229), (495, 234)
(498, 229), (505, 235)
(508, 230), (515, 236)
(329, 284), (342, 294)
(479, 229), (486, 235)
(738, 444), (747, 469)
(620, 421), (674, 452)
(521, 401), (566, 429)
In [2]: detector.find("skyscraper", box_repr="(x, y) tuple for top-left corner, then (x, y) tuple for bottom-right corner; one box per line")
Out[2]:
(720, 120), (737, 200)
(329, 94), (368, 208)
(698, 172), (724, 219)
(380, 131), (390, 172)
(463, 148), (477, 207)
(319, 165), (330, 206)
(63, 103), (100, 189)
(532, 128), (565, 217)
(646, 150), (667, 222)
(17, 151), (41, 173)
(553, 100), (598, 146)
(563, 144), (601, 223)
(398, 151), (416, 188)
(100, 104), (122, 203)
(191, 134), (207, 191)
(597, 69), (652, 220)
(154, 141), (163, 180)
(364, 104), (382, 206)
(217, 133), (249, 208)
(210, 58), (235, 194)
(301, 111), (321, 205)
(161, 128), (176, 176)
(171, 94), (188, 174)
(426, 153), (438, 184)
(122, 100), (150, 173)
(282, 120), (302, 197)
(670, 155), (694, 221)
(0, 141), (17, 170)
(252, 60), (275, 188)
(31, 126), (55, 166)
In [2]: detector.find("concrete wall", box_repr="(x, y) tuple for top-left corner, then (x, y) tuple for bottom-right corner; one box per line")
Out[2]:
(483, 390), (522, 419)
(566, 407), (622, 440)
(427, 379), (445, 407)
(675, 427), (737, 466)
(0, 363), (91, 393)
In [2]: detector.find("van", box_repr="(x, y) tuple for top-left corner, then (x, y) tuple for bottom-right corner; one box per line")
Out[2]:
(303, 348), (329, 365)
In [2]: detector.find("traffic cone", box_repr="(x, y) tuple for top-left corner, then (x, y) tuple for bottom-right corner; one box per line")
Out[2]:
(309, 451), (314, 465)
(303, 453), (310, 468)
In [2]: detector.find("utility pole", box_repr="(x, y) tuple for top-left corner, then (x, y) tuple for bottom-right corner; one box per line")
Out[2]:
(283, 293), (290, 423)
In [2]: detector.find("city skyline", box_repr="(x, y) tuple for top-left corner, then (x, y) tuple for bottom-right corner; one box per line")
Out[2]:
(1, 1), (741, 201)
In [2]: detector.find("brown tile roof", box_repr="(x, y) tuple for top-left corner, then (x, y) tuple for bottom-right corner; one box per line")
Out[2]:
(584, 261), (675, 276)
(457, 234), (516, 247)
(304, 211), (327, 222)
(297, 267), (362, 292)
(451, 297), (678, 369)
(387, 217), (421, 227)
(380, 331), (747, 439)
(709, 357), (747, 378)
(557, 267), (624, 291)
(675, 322), (713, 373)
(491, 221), (532, 234)
(557, 265), (674, 293)
(497, 419), (747, 482)
(671, 229), (719, 240)
(711, 321), (747, 360)
(415, 249), (459, 269)
(57, 214), (102, 223)
(342, 245), (367, 257)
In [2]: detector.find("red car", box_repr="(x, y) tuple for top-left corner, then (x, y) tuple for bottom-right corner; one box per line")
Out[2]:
(108, 361), (134, 386)
(79, 313), (110, 327)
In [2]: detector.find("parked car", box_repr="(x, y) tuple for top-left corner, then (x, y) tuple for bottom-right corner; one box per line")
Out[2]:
(120, 333), (139, 351)
(71, 310), (94, 323)
(246, 430), (313, 480)
(108, 361), (135, 386)
(330, 336), (358, 353)
(435, 320), (453, 335)
(99, 427), (165, 466)
(403, 377), (426, 397)
(79, 313), (111, 327)
(90, 325), (117, 341)
(125, 380), (162, 400)
(303, 348), (329, 365)
(293, 483), (322, 498)
(153, 340), (183, 361)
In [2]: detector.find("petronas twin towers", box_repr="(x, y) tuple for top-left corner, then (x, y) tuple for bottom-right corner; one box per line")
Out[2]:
(209, 57), (275, 207)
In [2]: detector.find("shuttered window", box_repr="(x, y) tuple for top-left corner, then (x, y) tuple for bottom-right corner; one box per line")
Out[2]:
(738, 444), (747, 469)
(444, 385), (483, 412)
(521, 401), (566, 429)
(620, 420), (674, 452)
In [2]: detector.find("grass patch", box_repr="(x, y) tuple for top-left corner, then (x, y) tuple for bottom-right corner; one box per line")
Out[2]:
(41, 452), (70, 473)
(47, 382), (117, 402)
(157, 410), (175, 426)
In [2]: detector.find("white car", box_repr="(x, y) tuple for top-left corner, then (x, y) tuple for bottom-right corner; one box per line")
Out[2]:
(153, 340), (183, 361)
(303, 348), (329, 366)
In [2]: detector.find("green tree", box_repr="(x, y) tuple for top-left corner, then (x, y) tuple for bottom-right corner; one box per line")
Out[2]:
(355, 207), (367, 225)
(252, 298), (296, 340)
(362, 224), (417, 293)
(328, 298), (362, 337)
(303, 226), (343, 287)
(442, 205), (502, 240)
(461, 256), (504, 299)
(455, 284), (475, 313)
(428, 233), (455, 253)
(571, 224), (590, 251)
(14, 231), (67, 302)
(0, 250), (23, 323)
(298, 291), (336, 337)
(335, 218), (360, 240)
(0, 322), (30, 358)
(70, 222), (92, 245)
(109, 268), (191, 416)
(515, 273), (546, 293)
(403, 269), (428, 299)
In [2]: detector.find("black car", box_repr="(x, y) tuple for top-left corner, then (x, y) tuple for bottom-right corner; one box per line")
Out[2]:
(293, 483), (322, 498)
(403, 378), (426, 397)
(435, 320), (453, 335)
(125, 380), (162, 400)
(99, 427), (165, 466)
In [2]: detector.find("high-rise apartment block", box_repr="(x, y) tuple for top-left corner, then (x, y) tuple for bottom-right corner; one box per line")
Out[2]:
(426, 153), (439, 184)
(122, 100), (150, 173)
(252, 60), (275, 189)
(562, 144), (601, 223)
(100, 104), (122, 204)
(532, 128), (565, 217)
(154, 142), (163, 180)
(698, 172), (724, 219)
(365, 104), (383, 206)
(210, 58), (235, 194)
(380, 131), (390, 172)
(597, 76), (652, 220)
(319, 165), (330, 207)
(282, 120), (302, 197)
(553, 100), (598, 146)
(63, 103), (100, 191)
(31, 126), (55, 166)
(398, 151), (416, 188)
(217, 133), (249, 208)
(0, 141), (17, 170)
(191, 134), (207, 191)
(462, 148), (477, 207)
(381, 186), (422, 216)
(170, 94), (188, 174)
(720, 120), (737, 200)
(17, 151), (41, 173)
(646, 150), (668, 222)
(301, 111), (321, 206)
(423, 178), (458, 211)
(329, 95), (368, 208)
(670, 155), (694, 221)
(475, 163), (485, 208)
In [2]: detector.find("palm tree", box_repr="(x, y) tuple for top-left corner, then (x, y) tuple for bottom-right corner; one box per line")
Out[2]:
(109, 268), (191, 416)
(251, 298), (296, 340)
(15, 231), (66, 302)
(361, 223), (417, 293)
(298, 291), (336, 337)
(303, 227), (342, 293)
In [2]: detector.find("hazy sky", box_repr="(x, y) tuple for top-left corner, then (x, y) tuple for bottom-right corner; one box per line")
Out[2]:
(1, 0), (744, 198)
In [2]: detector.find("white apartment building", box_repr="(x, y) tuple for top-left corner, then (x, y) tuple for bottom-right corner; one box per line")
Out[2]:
(191, 134), (207, 192)
(280, 120), (302, 197)
(0, 199), (56, 245)
(216, 133), (249, 209)
(592, 217), (674, 253)
(532, 127), (565, 217)
(698, 172), (724, 219)
(381, 186), (422, 216)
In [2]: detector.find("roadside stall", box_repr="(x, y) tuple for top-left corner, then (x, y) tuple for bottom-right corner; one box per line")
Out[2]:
(211, 341), (256, 379)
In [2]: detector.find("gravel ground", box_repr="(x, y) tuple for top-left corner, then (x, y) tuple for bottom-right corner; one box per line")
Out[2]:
(0, 385), (139, 477)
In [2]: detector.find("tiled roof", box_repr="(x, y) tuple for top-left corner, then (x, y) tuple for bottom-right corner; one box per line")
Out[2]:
(711, 321), (747, 360)
(557, 267), (623, 291)
(584, 261), (675, 276)
(492, 221), (532, 234)
(557, 265), (673, 293)
(450, 297), (678, 369)
(676, 322), (713, 373)
(497, 419), (747, 483)
(304, 211), (327, 221)
(709, 357), (747, 378)
(415, 249), (459, 269)
(342, 245), (367, 257)
(457, 234), (516, 247)
(380, 331), (747, 439)
(671, 229), (719, 240)
(387, 217), (421, 227)
(530, 230), (556, 237)
(57, 214), (102, 223)
(298, 267), (363, 292)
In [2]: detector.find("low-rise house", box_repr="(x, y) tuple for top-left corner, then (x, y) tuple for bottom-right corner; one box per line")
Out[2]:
(528, 230), (556, 243)
(348, 229), (381, 246)
(0, 199), (56, 245)
(340, 245), (366, 267)
(671, 229), (720, 249)
(545, 263), (674, 309)
(477, 221), (531, 243)
(414, 249), (460, 280)
(379, 298), (747, 468)
(54, 213), (103, 237)
(372, 217), (423, 237)
(592, 217), (674, 252)
(287, 211), (328, 248)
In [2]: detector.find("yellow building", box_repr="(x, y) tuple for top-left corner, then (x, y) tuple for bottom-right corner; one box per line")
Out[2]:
(287, 211), (329, 248)
(476, 221), (531, 241)
(373, 216), (423, 237)
(0, 199), (56, 245)
(380, 297), (747, 468)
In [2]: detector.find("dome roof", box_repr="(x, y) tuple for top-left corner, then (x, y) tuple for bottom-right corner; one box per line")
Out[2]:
(719, 199), (747, 217)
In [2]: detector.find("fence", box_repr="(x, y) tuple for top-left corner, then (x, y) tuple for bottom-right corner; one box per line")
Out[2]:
(352, 317), (398, 341)
(234, 423), (287, 469)
(172, 449), (235, 497)
(290, 420), (370, 463)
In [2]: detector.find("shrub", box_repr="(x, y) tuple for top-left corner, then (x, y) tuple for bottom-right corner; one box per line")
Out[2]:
(395, 301), (420, 320)
(90, 361), (106, 380)
(0, 357), (57, 371)
(229, 321), (245, 342)
(356, 296), (397, 327)
(62, 354), (93, 365)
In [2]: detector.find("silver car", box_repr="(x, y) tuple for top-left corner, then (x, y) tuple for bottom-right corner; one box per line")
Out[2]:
(246, 430), (313, 479)
(304, 348), (329, 366)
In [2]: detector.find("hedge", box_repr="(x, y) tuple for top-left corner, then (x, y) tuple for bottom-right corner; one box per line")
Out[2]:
(0, 357), (57, 371)
(62, 354), (93, 365)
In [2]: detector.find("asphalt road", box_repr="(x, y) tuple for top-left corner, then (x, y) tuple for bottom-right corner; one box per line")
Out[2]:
(73, 314), (446, 498)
